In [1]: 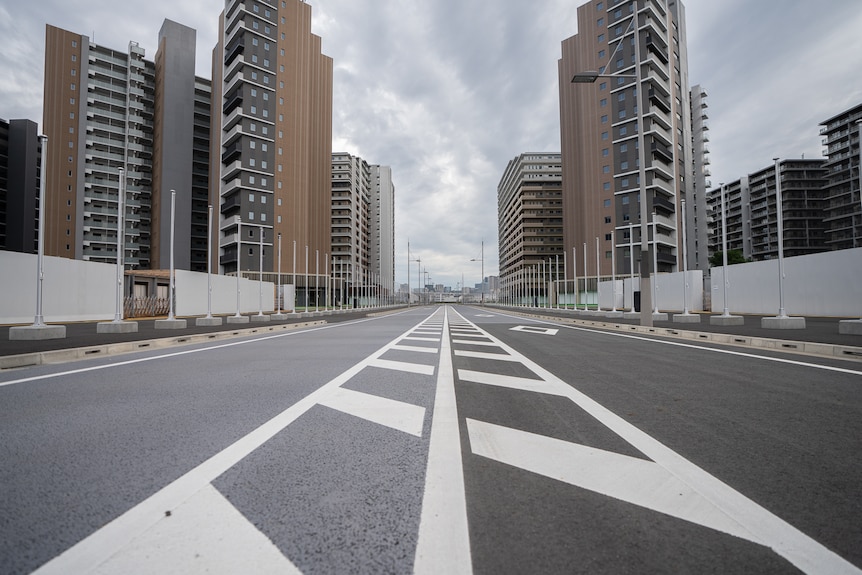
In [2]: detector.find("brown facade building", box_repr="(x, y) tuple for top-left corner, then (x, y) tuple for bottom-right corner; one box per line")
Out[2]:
(214, 0), (333, 276)
(559, 0), (694, 282)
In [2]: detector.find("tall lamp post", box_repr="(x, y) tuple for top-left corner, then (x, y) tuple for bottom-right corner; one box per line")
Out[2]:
(470, 240), (485, 306)
(572, 15), (652, 326)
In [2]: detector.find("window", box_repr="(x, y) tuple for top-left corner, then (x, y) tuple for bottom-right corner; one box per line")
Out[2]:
(72, 40), (77, 47)
(71, 69), (76, 76)
(249, 158), (256, 167)
(603, 182), (611, 190)
(70, 83), (76, 90)
(261, 143), (268, 151)
(250, 141), (256, 149)
(69, 141), (74, 148)
(598, 33), (605, 43)
(620, 126), (627, 136)
(261, 161), (267, 169)
(262, 109), (268, 118)
(601, 131), (609, 140)
(250, 122), (257, 132)
(261, 177), (267, 186)
(603, 199), (611, 207)
(70, 112), (75, 119)
(598, 49), (606, 59)
(249, 193), (255, 202)
(600, 98), (607, 107)
(601, 115), (608, 123)
(623, 213), (631, 221)
(261, 213), (266, 222)
(249, 175), (256, 184)
(264, 42), (269, 51)
(251, 88), (257, 96)
(599, 82), (607, 91)
(605, 234), (612, 241)
(253, 37), (259, 46)
(605, 251), (612, 259)
(251, 71), (258, 80)
(263, 59), (269, 67)
(253, 20), (259, 30)
(621, 161), (629, 170)
(248, 212), (254, 220)
(263, 93), (268, 101)
(620, 143), (628, 152)
(618, 92), (626, 101)
(602, 148), (609, 157)
(277, 215), (282, 223)
(604, 216), (612, 224)
(277, 198), (282, 206)
(261, 195), (266, 204)
(261, 126), (268, 135)
(622, 196), (630, 205)
(602, 165), (610, 174)
(597, 18), (604, 27)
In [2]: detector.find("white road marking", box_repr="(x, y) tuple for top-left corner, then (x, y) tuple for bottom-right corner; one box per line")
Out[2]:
(32, 310), (443, 575)
(448, 308), (862, 575)
(458, 369), (569, 397)
(467, 419), (758, 543)
(446, 332), (487, 339)
(453, 349), (520, 362)
(319, 387), (426, 437)
(368, 358), (435, 375)
(391, 344), (439, 354)
(92, 484), (301, 575)
(414, 307), (472, 574)
(510, 325), (559, 336)
(402, 336), (441, 342)
(451, 339), (499, 347)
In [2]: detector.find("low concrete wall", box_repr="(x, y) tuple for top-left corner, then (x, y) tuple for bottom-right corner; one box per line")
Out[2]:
(711, 247), (862, 317)
(0, 251), (115, 324)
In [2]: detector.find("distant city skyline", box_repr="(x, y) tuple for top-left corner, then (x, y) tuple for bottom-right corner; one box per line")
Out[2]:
(2, 0), (861, 288)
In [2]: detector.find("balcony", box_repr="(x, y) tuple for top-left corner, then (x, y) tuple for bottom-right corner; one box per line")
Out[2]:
(221, 141), (242, 163)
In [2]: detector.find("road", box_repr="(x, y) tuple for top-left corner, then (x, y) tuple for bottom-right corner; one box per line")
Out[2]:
(1, 305), (860, 574)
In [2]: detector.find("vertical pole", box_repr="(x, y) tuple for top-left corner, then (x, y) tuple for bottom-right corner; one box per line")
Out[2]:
(629, 224), (635, 310)
(235, 217), (242, 317)
(595, 237), (601, 312)
(206, 205), (213, 318)
(305, 245), (309, 311)
(258, 226), (264, 316)
(34, 135), (47, 327)
(114, 167), (125, 322)
(721, 184), (730, 317)
(277, 233), (282, 314)
(583, 242), (587, 311)
(168, 190), (176, 321)
(292, 240), (297, 313)
(652, 212), (659, 314)
(611, 230), (617, 312)
(563, 252), (568, 310)
(315, 249), (320, 312)
(774, 158), (787, 318)
(573, 247), (578, 311)
(680, 200), (690, 315)
(556, 254), (560, 309)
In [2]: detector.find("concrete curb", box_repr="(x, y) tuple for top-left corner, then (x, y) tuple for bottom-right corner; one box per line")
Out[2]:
(497, 309), (862, 362)
(0, 320), (327, 370)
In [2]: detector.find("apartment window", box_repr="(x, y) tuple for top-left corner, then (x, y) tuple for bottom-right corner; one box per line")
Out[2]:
(261, 177), (267, 186)
(602, 165), (610, 174)
(251, 88), (257, 97)
(618, 92), (626, 101)
(251, 104), (257, 114)
(261, 143), (268, 152)
(620, 143), (628, 152)
(264, 42), (270, 51)
(602, 148), (609, 157)
(252, 54), (258, 63)
(261, 126), (268, 135)
(250, 122), (256, 131)
(600, 98), (607, 107)
(279, 81), (284, 88)
(68, 141), (74, 148)
(262, 109), (268, 118)
(601, 131), (609, 140)
(66, 229), (70, 235)
(622, 178), (630, 187)
(277, 198), (282, 206)
(604, 216), (612, 224)
(71, 69), (76, 76)
(596, 2), (603, 10)
(605, 234), (612, 241)
(248, 212), (254, 220)
(249, 158), (256, 167)
(261, 213), (266, 222)
(265, 9), (271, 18)
(70, 112), (75, 119)
(597, 18), (604, 27)
(263, 75), (269, 84)
(620, 126), (627, 136)
(253, 37), (259, 46)
(603, 199), (611, 207)
(605, 251), (612, 259)
(260, 195), (266, 204)
(598, 49), (606, 59)
(603, 182), (611, 190)
(70, 83), (75, 90)
(598, 33), (605, 43)
(263, 59), (269, 67)
(261, 161), (268, 169)
(623, 213), (631, 221)
(249, 175), (256, 184)
(253, 3), (259, 12)
(277, 181), (282, 189)
(599, 82), (607, 91)
(253, 21), (259, 30)
(277, 215), (282, 223)
(72, 40), (77, 47)
(263, 93), (268, 101)
(601, 115), (608, 123)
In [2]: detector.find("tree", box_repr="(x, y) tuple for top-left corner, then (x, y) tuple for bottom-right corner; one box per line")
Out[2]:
(709, 249), (749, 267)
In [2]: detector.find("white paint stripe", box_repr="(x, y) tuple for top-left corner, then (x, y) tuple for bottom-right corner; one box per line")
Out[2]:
(319, 387), (426, 437)
(449, 308), (862, 575)
(458, 369), (569, 397)
(0, 313), (404, 389)
(402, 337), (441, 342)
(447, 333), (487, 339)
(32, 309), (441, 575)
(451, 339), (499, 347)
(491, 309), (862, 376)
(92, 484), (301, 575)
(368, 358), (435, 375)
(414, 306), (472, 574)
(391, 344), (439, 354)
(467, 419), (759, 543)
(454, 349), (519, 362)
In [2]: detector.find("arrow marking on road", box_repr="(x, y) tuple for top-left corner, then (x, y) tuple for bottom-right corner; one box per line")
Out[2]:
(510, 325), (559, 335)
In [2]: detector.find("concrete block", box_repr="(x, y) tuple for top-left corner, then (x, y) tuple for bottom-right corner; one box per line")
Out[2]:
(195, 316), (224, 326)
(838, 319), (862, 335)
(250, 314), (271, 323)
(9, 324), (67, 340)
(673, 313), (701, 324)
(605, 311), (624, 319)
(226, 315), (250, 324)
(270, 313), (290, 321)
(710, 314), (744, 326)
(154, 318), (188, 330)
(97, 320), (139, 334)
(761, 316), (806, 330)
(622, 312), (640, 320)
(652, 313), (669, 322)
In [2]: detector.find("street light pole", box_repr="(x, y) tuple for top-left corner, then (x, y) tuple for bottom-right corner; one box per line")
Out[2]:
(470, 240), (485, 306)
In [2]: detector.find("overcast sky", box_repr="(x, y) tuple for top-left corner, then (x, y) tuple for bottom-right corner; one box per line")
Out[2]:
(2, 0), (861, 289)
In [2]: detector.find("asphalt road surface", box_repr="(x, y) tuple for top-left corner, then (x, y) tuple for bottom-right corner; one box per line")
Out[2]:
(1, 305), (860, 574)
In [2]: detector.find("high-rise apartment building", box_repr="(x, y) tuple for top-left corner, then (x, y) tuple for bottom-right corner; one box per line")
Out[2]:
(708, 160), (829, 262)
(820, 103), (862, 249)
(43, 20), (210, 270)
(371, 164), (395, 299)
(331, 152), (371, 303)
(214, 0), (333, 278)
(688, 84), (711, 271)
(0, 118), (42, 253)
(497, 153), (563, 300)
(559, 0), (693, 282)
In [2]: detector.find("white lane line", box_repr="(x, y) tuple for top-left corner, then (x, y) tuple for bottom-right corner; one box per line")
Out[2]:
(391, 344), (439, 354)
(448, 308), (861, 575)
(451, 340), (499, 347)
(458, 369), (569, 397)
(0, 313), (402, 389)
(447, 333), (487, 339)
(414, 307), (472, 574)
(453, 350), (520, 362)
(403, 337), (441, 342)
(319, 387), (426, 437)
(466, 419), (759, 543)
(32, 309), (442, 575)
(92, 484), (301, 575)
(368, 358), (435, 375)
